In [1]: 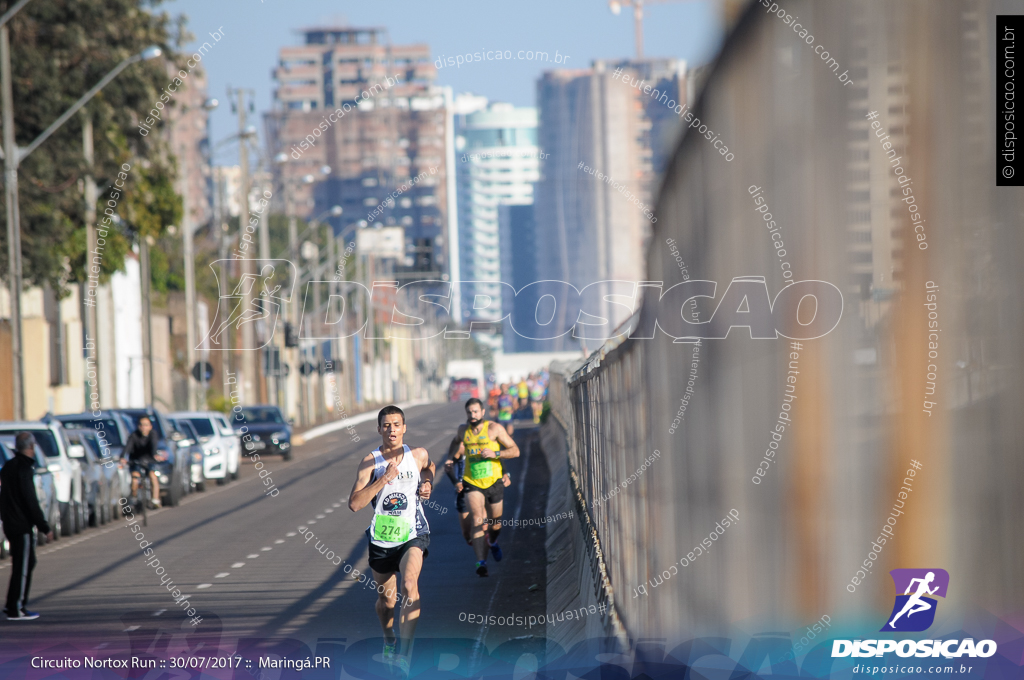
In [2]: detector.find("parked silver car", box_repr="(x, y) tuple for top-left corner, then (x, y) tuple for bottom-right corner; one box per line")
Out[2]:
(169, 417), (208, 492)
(52, 412), (132, 503)
(64, 429), (119, 526)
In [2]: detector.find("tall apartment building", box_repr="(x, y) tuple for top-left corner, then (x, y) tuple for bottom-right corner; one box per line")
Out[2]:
(531, 58), (687, 350)
(454, 100), (540, 349)
(499, 203), (537, 353)
(844, 7), (909, 333)
(164, 62), (215, 229)
(265, 26), (450, 276)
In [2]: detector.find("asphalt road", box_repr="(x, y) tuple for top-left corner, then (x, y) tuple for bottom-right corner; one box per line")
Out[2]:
(0, 402), (550, 674)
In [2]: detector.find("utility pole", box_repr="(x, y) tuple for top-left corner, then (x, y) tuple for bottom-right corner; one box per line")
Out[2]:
(217, 173), (231, 398)
(230, 86), (256, 405)
(311, 234), (323, 423)
(139, 235), (155, 406)
(82, 110), (99, 407)
(2, 25), (23, 419)
(181, 144), (197, 410)
(258, 194), (272, 404)
(287, 190), (301, 422)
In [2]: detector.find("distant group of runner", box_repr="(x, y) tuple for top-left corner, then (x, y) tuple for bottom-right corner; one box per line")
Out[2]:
(487, 372), (550, 435)
(346, 372), (549, 675)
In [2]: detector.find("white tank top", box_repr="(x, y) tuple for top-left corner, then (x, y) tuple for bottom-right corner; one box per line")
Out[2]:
(367, 444), (429, 548)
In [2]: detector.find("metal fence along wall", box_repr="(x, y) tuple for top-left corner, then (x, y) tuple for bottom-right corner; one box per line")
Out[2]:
(548, 0), (1024, 644)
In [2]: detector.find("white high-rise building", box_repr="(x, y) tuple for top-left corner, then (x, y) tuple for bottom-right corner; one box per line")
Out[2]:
(455, 100), (540, 348)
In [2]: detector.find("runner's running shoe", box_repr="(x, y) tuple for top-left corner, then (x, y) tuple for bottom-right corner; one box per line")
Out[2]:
(476, 560), (488, 577)
(488, 540), (503, 562)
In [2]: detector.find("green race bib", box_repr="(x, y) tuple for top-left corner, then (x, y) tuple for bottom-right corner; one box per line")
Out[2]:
(469, 458), (496, 479)
(373, 515), (411, 543)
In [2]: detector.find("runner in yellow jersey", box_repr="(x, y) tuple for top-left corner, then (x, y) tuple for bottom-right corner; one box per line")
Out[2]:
(446, 397), (518, 577)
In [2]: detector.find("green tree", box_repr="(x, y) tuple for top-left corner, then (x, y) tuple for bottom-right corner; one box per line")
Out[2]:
(0, 0), (186, 295)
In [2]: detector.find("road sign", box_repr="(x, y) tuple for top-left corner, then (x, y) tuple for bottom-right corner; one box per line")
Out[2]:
(263, 346), (282, 375)
(191, 361), (214, 382)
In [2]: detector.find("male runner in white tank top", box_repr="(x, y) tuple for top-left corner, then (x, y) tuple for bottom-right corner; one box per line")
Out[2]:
(348, 405), (435, 674)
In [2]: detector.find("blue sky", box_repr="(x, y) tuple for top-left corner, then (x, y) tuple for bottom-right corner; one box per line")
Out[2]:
(164, 0), (724, 165)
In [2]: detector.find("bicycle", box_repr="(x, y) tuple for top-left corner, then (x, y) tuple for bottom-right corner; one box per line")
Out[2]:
(130, 463), (153, 527)
(138, 472), (150, 527)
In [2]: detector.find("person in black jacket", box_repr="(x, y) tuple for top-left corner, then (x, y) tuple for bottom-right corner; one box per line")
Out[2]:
(0, 432), (53, 621)
(123, 416), (164, 509)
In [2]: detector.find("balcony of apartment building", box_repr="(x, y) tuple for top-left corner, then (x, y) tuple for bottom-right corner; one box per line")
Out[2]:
(275, 60), (319, 79)
(277, 84), (322, 109)
(276, 50), (320, 71)
(334, 62), (361, 83)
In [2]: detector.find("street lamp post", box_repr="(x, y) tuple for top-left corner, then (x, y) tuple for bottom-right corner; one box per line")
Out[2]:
(1, 33), (161, 418)
(226, 87), (257, 405)
(82, 109), (99, 408)
(181, 97), (219, 411)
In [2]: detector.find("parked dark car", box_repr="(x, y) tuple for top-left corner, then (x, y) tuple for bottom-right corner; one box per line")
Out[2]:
(232, 406), (292, 460)
(64, 429), (119, 527)
(0, 437), (61, 549)
(113, 408), (191, 507)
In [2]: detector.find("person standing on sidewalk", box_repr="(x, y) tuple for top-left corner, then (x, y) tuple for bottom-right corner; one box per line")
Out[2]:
(0, 432), (54, 621)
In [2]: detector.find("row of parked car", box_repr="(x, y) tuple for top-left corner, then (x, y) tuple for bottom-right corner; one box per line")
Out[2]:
(0, 405), (293, 554)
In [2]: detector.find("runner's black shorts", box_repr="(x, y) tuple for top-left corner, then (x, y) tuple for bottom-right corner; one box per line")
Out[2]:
(459, 478), (504, 506)
(129, 458), (156, 475)
(367, 533), (430, 575)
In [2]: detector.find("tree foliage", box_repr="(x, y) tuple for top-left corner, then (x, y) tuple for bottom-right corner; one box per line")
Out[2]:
(0, 0), (187, 295)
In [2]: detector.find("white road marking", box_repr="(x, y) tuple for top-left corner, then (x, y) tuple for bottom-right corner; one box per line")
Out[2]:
(196, 584), (212, 589)
(232, 562), (245, 568)
(153, 609), (166, 616)
(215, 573), (230, 578)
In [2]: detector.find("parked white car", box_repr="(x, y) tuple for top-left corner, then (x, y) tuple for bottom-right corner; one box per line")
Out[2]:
(210, 412), (242, 479)
(0, 422), (86, 536)
(170, 412), (239, 485)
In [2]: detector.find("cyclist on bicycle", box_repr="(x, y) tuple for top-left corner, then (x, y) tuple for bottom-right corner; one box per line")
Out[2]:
(123, 416), (164, 509)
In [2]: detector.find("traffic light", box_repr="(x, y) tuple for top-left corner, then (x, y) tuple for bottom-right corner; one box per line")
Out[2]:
(285, 322), (298, 348)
